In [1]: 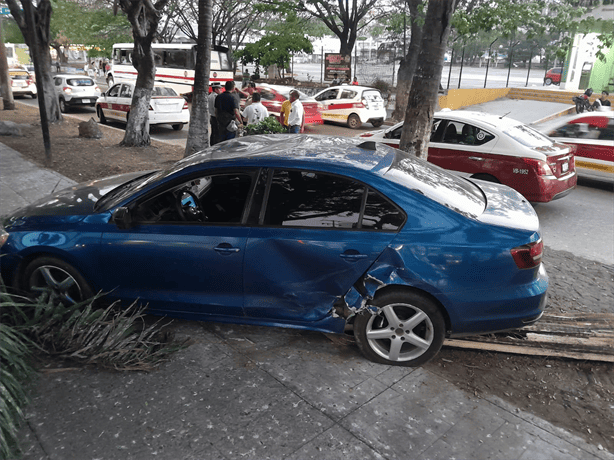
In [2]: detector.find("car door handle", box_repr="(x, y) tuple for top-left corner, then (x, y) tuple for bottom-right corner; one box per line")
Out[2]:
(214, 243), (240, 255)
(340, 251), (368, 261)
(469, 156), (485, 161)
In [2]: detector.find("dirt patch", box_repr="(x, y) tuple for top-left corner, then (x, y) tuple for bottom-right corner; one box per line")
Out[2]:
(1, 102), (613, 454)
(0, 102), (184, 182)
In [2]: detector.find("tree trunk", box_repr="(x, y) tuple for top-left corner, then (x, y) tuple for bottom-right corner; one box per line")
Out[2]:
(6, 0), (62, 123)
(0, 27), (16, 110)
(118, 0), (170, 147)
(120, 38), (155, 147)
(184, 0), (212, 158)
(391, 0), (422, 122)
(399, 0), (456, 159)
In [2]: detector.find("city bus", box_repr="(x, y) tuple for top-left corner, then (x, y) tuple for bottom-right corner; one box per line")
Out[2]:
(106, 43), (234, 97)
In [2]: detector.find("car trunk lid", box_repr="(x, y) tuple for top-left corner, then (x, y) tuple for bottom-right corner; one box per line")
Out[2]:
(152, 97), (185, 113)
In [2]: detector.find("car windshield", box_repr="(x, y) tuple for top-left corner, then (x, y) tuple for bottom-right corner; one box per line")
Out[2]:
(94, 171), (162, 211)
(153, 87), (178, 97)
(504, 124), (553, 148)
(67, 78), (95, 86)
(384, 151), (486, 219)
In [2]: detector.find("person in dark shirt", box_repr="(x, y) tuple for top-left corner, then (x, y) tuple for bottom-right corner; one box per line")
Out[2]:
(594, 90), (611, 108)
(214, 80), (243, 141)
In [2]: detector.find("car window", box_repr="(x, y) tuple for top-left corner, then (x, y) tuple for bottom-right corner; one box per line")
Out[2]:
(361, 189), (405, 231)
(108, 84), (121, 97)
(259, 89), (276, 101)
(67, 78), (94, 86)
(9, 72), (29, 80)
(315, 89), (339, 101)
(363, 90), (383, 103)
(264, 170), (363, 229)
(152, 87), (178, 97)
(439, 121), (495, 146)
(120, 84), (133, 98)
(504, 124), (552, 147)
(133, 173), (253, 225)
(385, 152), (486, 219)
(340, 90), (357, 99)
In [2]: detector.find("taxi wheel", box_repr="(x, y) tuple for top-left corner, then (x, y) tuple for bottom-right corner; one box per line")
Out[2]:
(97, 106), (107, 124)
(471, 173), (499, 183)
(59, 98), (67, 113)
(347, 114), (361, 129)
(172, 123), (184, 131)
(371, 120), (384, 128)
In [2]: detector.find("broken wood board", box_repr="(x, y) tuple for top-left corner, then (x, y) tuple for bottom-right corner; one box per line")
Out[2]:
(444, 312), (614, 362)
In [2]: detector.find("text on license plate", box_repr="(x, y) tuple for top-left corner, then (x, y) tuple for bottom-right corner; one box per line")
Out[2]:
(562, 162), (568, 173)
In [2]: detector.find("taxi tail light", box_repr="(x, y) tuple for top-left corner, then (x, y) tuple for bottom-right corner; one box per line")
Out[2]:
(183, 101), (189, 110)
(360, 133), (374, 138)
(62, 86), (73, 94)
(511, 240), (543, 269)
(26, 78), (33, 86)
(523, 158), (552, 176)
(95, 86), (101, 92)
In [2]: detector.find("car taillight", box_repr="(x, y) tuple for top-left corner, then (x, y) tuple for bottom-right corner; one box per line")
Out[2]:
(95, 86), (101, 92)
(149, 105), (154, 110)
(511, 239), (543, 269)
(360, 133), (374, 138)
(63, 86), (73, 94)
(183, 101), (189, 110)
(523, 158), (553, 176)
(26, 79), (33, 85)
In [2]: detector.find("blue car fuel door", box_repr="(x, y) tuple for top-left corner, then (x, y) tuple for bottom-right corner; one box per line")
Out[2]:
(243, 169), (406, 323)
(98, 170), (258, 318)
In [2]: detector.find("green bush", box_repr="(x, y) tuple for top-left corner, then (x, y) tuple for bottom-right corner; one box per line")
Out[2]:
(370, 78), (391, 96)
(245, 116), (287, 135)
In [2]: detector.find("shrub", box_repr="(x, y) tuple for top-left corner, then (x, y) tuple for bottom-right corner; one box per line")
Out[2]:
(245, 116), (287, 135)
(370, 78), (391, 97)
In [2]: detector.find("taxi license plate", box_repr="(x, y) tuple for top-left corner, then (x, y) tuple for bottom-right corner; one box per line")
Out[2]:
(562, 162), (569, 173)
(82, 99), (90, 103)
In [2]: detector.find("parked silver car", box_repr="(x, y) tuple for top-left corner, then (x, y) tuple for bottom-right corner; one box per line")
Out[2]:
(53, 75), (101, 112)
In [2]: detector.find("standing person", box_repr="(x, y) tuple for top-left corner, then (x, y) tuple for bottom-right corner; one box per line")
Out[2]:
(279, 98), (292, 131)
(242, 92), (269, 126)
(215, 80), (243, 141)
(330, 73), (340, 86)
(208, 82), (223, 145)
(287, 90), (304, 134)
(352, 76), (359, 86)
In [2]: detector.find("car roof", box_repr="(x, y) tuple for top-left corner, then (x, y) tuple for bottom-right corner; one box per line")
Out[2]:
(171, 135), (397, 175)
(56, 74), (95, 80)
(435, 110), (525, 130)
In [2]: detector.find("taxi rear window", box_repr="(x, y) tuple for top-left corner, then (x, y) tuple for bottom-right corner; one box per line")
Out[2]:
(9, 72), (29, 80)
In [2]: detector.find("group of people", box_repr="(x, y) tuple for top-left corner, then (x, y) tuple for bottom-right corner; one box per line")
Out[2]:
(330, 73), (359, 87)
(84, 60), (109, 78)
(208, 80), (305, 145)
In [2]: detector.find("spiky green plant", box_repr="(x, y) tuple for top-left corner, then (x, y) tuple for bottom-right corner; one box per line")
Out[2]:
(0, 287), (35, 460)
(245, 116), (287, 135)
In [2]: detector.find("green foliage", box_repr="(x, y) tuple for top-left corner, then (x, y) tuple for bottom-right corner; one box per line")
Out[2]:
(369, 78), (391, 96)
(235, 12), (313, 70)
(2, 19), (25, 43)
(0, 286), (34, 460)
(245, 117), (287, 135)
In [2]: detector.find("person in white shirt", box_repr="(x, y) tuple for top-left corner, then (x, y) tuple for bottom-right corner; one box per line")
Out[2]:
(242, 92), (269, 125)
(287, 90), (304, 134)
(208, 82), (223, 145)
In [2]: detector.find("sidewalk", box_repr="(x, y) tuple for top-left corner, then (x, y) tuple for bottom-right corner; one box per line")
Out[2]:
(1, 140), (612, 458)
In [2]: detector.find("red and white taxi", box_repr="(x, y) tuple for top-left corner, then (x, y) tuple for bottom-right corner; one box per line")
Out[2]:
(534, 111), (614, 183)
(95, 82), (190, 131)
(314, 85), (386, 129)
(358, 110), (577, 202)
(246, 84), (323, 127)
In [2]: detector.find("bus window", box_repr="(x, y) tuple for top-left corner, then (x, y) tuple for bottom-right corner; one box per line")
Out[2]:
(219, 52), (231, 70)
(210, 51), (221, 71)
(164, 50), (189, 69)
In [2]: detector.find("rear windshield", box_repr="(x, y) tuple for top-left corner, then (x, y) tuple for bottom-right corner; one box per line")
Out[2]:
(67, 78), (95, 86)
(384, 150), (486, 219)
(363, 90), (383, 102)
(153, 87), (178, 97)
(504, 124), (553, 148)
(10, 73), (29, 80)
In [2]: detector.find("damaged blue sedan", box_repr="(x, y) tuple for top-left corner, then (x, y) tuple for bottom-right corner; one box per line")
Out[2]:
(0, 135), (547, 366)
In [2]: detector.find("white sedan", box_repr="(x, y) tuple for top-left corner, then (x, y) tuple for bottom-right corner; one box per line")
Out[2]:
(95, 82), (190, 130)
(313, 85), (386, 129)
(358, 110), (577, 203)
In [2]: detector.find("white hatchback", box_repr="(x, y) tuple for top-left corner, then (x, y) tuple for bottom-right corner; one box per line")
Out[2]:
(95, 82), (190, 130)
(313, 85), (386, 129)
(53, 75), (101, 112)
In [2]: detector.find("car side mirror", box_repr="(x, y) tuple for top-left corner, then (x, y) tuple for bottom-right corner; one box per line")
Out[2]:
(112, 206), (133, 229)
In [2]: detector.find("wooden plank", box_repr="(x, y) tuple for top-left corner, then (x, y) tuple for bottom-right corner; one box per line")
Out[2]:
(443, 339), (614, 362)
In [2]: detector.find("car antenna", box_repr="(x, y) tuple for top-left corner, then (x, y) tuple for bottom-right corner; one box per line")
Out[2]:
(499, 111), (512, 119)
(357, 141), (377, 151)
